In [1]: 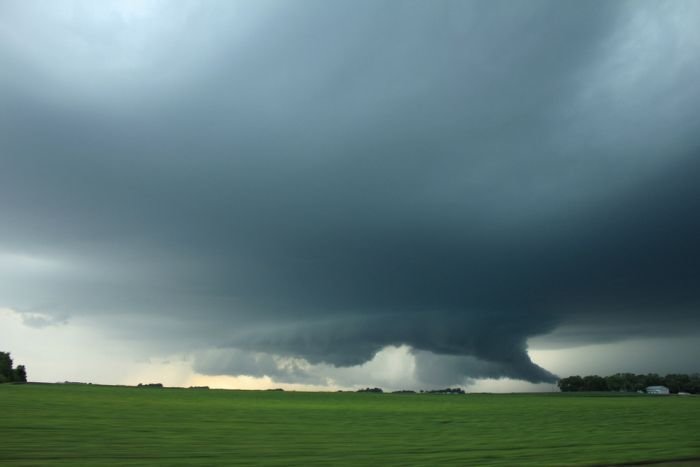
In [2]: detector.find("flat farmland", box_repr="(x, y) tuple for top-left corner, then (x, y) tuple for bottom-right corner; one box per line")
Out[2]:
(1, 384), (698, 466)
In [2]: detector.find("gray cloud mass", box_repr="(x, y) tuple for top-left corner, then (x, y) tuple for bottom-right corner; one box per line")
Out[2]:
(1, 0), (699, 385)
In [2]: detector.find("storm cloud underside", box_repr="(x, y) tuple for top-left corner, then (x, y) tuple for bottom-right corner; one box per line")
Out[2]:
(1, 0), (700, 385)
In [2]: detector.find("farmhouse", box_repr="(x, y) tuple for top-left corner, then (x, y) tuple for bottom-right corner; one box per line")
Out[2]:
(646, 385), (670, 395)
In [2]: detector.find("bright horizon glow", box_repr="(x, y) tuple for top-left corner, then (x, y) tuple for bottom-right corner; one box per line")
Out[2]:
(4, 307), (695, 393)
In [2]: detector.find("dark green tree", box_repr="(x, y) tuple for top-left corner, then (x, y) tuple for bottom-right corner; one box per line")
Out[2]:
(557, 375), (584, 392)
(14, 365), (27, 383)
(560, 373), (699, 394)
(689, 374), (700, 393)
(604, 373), (624, 392)
(0, 351), (28, 383)
(643, 373), (663, 387)
(582, 375), (607, 391)
(663, 374), (689, 393)
(0, 351), (13, 382)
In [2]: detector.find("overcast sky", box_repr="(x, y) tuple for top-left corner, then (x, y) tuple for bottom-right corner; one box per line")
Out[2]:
(1, 0), (699, 391)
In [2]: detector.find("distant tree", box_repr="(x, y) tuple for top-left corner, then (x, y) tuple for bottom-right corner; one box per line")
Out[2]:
(642, 373), (663, 387)
(138, 383), (163, 388)
(604, 373), (630, 392)
(558, 375), (584, 392)
(689, 374), (700, 394)
(357, 387), (383, 393)
(619, 373), (642, 392)
(631, 373), (648, 392)
(424, 388), (465, 395)
(13, 365), (27, 383)
(0, 352), (13, 382)
(0, 352), (27, 383)
(582, 375), (607, 391)
(559, 373), (699, 394)
(662, 374), (688, 394)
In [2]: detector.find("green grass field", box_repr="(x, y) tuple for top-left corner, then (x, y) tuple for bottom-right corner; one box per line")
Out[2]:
(1, 384), (699, 466)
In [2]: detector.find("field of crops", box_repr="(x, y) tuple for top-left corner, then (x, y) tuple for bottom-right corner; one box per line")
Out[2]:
(1, 384), (699, 466)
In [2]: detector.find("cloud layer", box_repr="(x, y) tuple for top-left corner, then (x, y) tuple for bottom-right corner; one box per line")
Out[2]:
(1, 0), (700, 385)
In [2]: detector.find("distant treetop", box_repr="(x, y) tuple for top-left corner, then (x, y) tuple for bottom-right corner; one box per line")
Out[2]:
(0, 351), (27, 383)
(558, 373), (699, 394)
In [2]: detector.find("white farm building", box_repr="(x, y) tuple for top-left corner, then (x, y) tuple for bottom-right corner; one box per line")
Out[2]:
(646, 385), (670, 395)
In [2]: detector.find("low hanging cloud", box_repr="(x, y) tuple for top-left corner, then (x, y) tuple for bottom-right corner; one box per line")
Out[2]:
(1, 0), (700, 385)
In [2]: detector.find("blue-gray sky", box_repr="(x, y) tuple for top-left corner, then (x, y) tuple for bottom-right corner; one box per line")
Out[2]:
(1, 0), (699, 390)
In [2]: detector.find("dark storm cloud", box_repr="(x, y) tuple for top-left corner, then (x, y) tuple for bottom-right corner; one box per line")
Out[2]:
(1, 1), (700, 383)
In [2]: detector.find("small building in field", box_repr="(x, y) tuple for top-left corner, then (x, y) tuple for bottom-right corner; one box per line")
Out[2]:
(646, 385), (670, 395)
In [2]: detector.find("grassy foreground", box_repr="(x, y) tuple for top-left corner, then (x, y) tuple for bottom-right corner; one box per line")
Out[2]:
(1, 384), (699, 466)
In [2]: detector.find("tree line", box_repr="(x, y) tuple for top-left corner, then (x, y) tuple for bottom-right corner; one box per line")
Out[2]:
(558, 373), (700, 393)
(0, 352), (27, 383)
(356, 387), (466, 394)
